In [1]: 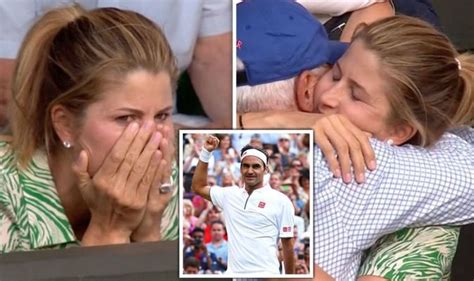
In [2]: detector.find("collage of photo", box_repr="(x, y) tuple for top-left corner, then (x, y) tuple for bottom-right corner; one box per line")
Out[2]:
(0, 0), (472, 281)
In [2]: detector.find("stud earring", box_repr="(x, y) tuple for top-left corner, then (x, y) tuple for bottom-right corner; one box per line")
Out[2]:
(386, 139), (394, 146)
(63, 141), (72, 148)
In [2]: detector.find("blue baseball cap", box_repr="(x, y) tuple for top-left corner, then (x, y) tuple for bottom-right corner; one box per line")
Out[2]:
(237, 0), (348, 86)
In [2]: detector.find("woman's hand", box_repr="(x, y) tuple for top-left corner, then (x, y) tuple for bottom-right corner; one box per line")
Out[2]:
(240, 111), (376, 183)
(131, 124), (176, 242)
(314, 114), (376, 183)
(73, 121), (162, 245)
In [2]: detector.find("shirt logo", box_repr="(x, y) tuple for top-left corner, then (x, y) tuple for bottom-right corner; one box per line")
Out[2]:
(258, 201), (266, 208)
(283, 226), (292, 232)
(236, 40), (243, 49)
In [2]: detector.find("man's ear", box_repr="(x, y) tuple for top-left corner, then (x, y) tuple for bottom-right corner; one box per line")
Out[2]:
(50, 104), (76, 146)
(388, 123), (416, 145)
(295, 70), (318, 112)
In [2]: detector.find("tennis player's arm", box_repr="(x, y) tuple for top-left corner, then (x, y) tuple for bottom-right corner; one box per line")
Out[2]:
(191, 160), (212, 201)
(281, 237), (295, 274)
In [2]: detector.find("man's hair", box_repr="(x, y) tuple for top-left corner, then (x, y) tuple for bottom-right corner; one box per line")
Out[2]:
(211, 220), (225, 228)
(184, 257), (200, 268)
(298, 168), (310, 186)
(240, 144), (269, 167)
(236, 59), (328, 114)
(191, 227), (204, 236)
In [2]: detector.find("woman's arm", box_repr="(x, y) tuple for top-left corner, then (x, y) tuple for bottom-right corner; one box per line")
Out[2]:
(241, 111), (376, 183)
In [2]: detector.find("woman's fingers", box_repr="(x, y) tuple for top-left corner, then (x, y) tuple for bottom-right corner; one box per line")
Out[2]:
(136, 150), (162, 203)
(318, 117), (353, 183)
(315, 114), (376, 184)
(329, 115), (366, 183)
(97, 122), (140, 178)
(339, 116), (376, 171)
(125, 131), (162, 200)
(147, 158), (173, 213)
(72, 150), (91, 193)
(158, 126), (174, 164)
(116, 121), (155, 185)
(315, 128), (341, 178)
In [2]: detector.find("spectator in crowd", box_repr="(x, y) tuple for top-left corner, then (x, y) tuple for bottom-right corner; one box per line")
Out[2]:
(182, 220), (193, 249)
(221, 172), (237, 187)
(183, 256), (201, 274)
(269, 172), (283, 191)
(183, 199), (198, 232)
(277, 134), (294, 167)
(250, 134), (264, 149)
(196, 204), (225, 244)
(0, 5), (178, 253)
(206, 220), (228, 273)
(0, 0), (232, 129)
(184, 227), (212, 273)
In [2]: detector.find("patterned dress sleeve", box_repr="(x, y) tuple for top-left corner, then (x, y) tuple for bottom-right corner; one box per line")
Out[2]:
(160, 162), (179, 240)
(359, 226), (460, 280)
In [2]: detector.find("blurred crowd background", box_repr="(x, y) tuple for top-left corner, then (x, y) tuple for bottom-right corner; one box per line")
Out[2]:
(181, 132), (311, 275)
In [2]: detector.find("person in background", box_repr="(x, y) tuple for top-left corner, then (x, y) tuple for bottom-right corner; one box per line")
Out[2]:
(183, 227), (212, 273)
(0, 5), (179, 252)
(183, 256), (201, 274)
(206, 220), (228, 273)
(0, 0), (232, 129)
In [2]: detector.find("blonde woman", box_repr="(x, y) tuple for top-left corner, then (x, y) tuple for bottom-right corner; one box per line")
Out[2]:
(240, 15), (473, 280)
(0, 5), (178, 252)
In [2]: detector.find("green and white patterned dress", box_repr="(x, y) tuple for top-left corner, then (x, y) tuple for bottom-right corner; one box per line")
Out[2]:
(359, 226), (459, 280)
(0, 140), (178, 253)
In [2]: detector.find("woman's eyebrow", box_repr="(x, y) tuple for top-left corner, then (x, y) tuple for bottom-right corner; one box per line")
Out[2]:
(114, 105), (174, 115)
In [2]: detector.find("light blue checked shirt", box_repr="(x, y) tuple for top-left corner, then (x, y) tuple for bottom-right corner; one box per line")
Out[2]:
(314, 127), (474, 280)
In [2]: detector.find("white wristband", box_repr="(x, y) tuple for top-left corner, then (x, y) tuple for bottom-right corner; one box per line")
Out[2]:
(199, 148), (212, 163)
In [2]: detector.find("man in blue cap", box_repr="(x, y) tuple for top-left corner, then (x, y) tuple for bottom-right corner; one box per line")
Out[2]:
(236, 1), (474, 281)
(236, 0), (348, 114)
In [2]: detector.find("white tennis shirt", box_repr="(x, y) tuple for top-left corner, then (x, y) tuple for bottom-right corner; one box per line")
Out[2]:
(210, 184), (295, 275)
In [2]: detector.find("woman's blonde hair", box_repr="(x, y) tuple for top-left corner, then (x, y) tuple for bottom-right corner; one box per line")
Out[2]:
(10, 5), (178, 167)
(353, 16), (474, 147)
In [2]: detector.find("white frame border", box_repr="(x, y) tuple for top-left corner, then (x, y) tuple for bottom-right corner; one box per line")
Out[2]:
(178, 129), (314, 279)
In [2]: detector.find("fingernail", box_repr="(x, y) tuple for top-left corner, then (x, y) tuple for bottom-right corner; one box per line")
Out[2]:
(368, 160), (376, 170)
(333, 169), (341, 178)
(356, 173), (365, 183)
(343, 173), (351, 183)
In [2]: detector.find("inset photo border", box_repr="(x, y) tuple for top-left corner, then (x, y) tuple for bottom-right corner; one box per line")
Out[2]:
(179, 129), (313, 279)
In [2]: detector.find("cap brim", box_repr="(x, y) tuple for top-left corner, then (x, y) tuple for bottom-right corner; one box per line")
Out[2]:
(326, 41), (349, 64)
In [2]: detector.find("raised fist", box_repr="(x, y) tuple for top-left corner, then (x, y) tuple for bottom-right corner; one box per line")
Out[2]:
(204, 135), (219, 152)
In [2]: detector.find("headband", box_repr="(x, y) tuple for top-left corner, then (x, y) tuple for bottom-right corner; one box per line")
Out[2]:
(241, 148), (268, 165)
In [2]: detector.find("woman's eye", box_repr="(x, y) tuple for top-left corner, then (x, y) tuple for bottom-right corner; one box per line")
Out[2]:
(156, 112), (171, 122)
(116, 115), (135, 123)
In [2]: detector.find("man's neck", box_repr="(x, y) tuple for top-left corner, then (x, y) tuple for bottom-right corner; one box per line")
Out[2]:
(212, 239), (224, 246)
(245, 183), (264, 195)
